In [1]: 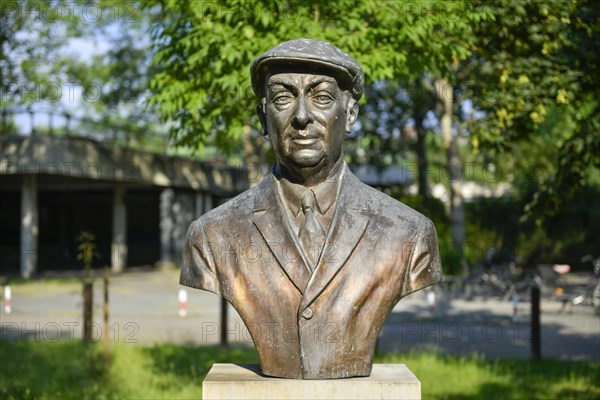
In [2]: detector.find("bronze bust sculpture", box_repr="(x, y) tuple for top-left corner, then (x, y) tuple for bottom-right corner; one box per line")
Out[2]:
(181, 38), (442, 379)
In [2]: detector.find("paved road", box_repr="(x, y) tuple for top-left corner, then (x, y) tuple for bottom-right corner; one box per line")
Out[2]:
(1, 269), (599, 361)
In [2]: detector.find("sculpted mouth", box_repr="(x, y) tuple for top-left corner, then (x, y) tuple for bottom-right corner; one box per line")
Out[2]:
(292, 138), (319, 145)
(291, 131), (321, 146)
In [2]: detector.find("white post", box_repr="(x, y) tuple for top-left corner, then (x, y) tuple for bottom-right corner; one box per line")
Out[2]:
(4, 286), (12, 314)
(178, 288), (188, 317)
(111, 182), (127, 272)
(20, 175), (38, 278)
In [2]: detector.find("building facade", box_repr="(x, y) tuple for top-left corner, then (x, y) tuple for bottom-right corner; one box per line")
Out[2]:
(0, 135), (248, 277)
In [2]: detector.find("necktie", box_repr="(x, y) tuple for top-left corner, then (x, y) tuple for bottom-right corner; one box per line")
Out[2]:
(298, 190), (326, 269)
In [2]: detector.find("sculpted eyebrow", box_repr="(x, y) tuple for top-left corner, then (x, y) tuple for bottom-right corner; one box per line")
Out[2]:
(267, 79), (295, 90)
(267, 76), (337, 91)
(267, 83), (295, 98)
(307, 77), (336, 88)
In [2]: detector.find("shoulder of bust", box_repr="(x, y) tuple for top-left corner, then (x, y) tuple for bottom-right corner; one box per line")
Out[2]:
(344, 172), (431, 228)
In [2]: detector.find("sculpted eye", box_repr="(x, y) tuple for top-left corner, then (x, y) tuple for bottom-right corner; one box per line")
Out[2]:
(313, 93), (334, 105)
(273, 95), (293, 105)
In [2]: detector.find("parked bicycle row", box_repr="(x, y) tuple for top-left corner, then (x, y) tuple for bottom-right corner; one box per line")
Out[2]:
(428, 252), (600, 316)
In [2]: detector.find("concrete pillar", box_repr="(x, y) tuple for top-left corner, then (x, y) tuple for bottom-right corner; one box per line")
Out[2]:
(20, 175), (38, 278)
(172, 191), (195, 265)
(111, 182), (127, 272)
(195, 192), (204, 218)
(158, 189), (175, 269)
(194, 191), (214, 217)
(203, 192), (214, 214)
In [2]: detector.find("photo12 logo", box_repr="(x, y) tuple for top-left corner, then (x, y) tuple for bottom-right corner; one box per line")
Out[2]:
(399, 322), (531, 344)
(2, 1), (140, 25)
(1, 321), (140, 343)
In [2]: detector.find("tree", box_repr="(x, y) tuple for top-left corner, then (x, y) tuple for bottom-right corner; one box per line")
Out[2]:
(345, 76), (438, 198)
(415, 0), (599, 270)
(144, 0), (598, 273)
(1, 0), (165, 148)
(142, 0), (490, 183)
(1, 1), (69, 108)
(141, 1), (494, 276)
(467, 0), (600, 221)
(346, 80), (412, 173)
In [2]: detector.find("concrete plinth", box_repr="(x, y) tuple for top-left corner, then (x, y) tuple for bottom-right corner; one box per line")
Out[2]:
(202, 364), (420, 400)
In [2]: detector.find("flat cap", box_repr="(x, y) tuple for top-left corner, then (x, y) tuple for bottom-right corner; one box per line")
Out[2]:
(250, 38), (364, 100)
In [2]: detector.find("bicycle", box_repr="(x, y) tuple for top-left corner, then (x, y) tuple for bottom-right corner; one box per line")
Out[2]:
(568, 255), (600, 315)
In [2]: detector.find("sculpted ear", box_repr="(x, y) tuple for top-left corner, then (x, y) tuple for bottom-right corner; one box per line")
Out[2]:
(257, 98), (268, 137)
(345, 97), (359, 134)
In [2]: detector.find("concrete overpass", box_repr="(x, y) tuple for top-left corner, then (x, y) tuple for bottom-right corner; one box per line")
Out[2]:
(0, 135), (248, 277)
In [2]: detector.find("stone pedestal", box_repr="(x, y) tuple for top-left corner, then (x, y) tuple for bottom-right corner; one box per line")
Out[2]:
(202, 363), (421, 400)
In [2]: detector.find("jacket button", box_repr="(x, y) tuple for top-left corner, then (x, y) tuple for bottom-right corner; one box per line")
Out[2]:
(301, 308), (313, 319)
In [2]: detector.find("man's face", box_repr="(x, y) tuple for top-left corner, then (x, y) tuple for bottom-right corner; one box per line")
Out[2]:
(261, 70), (358, 175)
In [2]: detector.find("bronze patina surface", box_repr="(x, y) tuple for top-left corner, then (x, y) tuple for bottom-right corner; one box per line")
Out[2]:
(181, 38), (443, 379)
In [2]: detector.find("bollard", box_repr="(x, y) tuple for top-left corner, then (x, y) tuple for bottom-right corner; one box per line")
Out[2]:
(103, 267), (110, 370)
(426, 289), (436, 312)
(221, 297), (228, 347)
(531, 285), (541, 361)
(4, 286), (11, 314)
(178, 289), (188, 317)
(512, 293), (520, 322)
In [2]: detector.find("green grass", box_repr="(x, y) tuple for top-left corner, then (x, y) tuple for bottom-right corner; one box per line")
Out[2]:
(379, 352), (600, 399)
(1, 341), (598, 399)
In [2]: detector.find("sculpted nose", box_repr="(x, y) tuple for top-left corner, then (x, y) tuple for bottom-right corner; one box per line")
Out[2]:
(292, 96), (312, 128)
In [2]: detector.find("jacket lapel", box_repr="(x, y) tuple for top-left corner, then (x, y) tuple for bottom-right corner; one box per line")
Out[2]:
(301, 169), (371, 309)
(252, 176), (311, 293)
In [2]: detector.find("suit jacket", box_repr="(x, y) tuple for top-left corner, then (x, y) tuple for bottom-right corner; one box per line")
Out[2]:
(180, 165), (442, 379)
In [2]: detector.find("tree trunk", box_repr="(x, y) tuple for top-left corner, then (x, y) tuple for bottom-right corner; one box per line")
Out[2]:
(436, 77), (467, 276)
(448, 138), (466, 275)
(83, 282), (93, 343)
(413, 79), (429, 197)
(242, 125), (265, 188)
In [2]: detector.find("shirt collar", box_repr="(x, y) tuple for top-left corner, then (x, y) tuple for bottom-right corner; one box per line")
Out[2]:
(274, 162), (344, 217)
